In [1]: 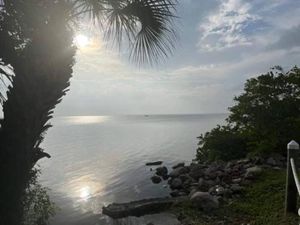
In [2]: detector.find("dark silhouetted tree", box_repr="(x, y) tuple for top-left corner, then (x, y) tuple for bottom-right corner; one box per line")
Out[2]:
(0, 1), (177, 224)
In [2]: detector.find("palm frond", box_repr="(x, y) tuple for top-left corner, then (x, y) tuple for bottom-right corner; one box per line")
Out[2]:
(105, 0), (178, 65)
(71, 0), (178, 65)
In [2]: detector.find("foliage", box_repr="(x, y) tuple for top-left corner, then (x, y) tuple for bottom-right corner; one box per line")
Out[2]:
(197, 66), (300, 162)
(197, 125), (247, 162)
(22, 175), (56, 225)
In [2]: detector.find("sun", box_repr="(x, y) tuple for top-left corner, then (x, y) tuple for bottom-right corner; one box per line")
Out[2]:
(74, 34), (89, 48)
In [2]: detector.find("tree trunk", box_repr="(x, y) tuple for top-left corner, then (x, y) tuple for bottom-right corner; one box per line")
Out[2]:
(0, 6), (76, 224)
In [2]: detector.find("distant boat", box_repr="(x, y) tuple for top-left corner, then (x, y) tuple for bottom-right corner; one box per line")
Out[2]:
(144, 115), (149, 117)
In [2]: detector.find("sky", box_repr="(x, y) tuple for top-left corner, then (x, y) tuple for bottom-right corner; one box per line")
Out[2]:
(54, 0), (300, 116)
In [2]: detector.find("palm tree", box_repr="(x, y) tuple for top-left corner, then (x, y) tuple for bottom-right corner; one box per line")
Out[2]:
(0, 0), (177, 224)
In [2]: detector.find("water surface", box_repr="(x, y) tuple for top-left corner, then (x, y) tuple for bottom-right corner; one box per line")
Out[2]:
(39, 114), (227, 224)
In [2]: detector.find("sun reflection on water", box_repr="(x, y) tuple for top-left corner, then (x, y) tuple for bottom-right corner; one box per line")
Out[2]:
(79, 186), (91, 201)
(66, 116), (110, 125)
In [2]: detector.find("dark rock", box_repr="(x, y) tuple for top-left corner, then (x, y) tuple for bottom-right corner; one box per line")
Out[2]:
(173, 162), (185, 169)
(156, 166), (168, 177)
(169, 167), (189, 178)
(179, 174), (190, 183)
(266, 157), (277, 166)
(102, 197), (188, 219)
(198, 178), (209, 192)
(190, 192), (219, 212)
(170, 190), (187, 197)
(188, 164), (205, 180)
(205, 179), (216, 187)
(151, 175), (162, 184)
(170, 178), (182, 189)
(146, 161), (163, 166)
(230, 184), (244, 193)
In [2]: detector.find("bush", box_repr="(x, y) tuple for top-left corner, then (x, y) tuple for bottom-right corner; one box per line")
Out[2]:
(197, 125), (247, 162)
(197, 66), (300, 162)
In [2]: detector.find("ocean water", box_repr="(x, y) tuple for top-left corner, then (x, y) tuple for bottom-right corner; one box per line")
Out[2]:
(39, 114), (227, 225)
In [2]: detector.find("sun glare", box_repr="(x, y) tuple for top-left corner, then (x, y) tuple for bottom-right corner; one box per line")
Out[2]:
(74, 34), (89, 48)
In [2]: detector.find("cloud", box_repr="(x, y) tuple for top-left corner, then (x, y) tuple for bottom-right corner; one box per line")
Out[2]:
(198, 0), (259, 51)
(268, 25), (300, 51)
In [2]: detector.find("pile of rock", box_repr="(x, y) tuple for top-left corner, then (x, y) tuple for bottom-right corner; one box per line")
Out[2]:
(150, 155), (285, 211)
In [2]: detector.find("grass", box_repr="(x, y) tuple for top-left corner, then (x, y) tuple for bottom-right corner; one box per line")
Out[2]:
(172, 169), (300, 225)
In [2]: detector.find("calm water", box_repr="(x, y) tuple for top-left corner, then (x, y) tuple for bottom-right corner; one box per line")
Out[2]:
(39, 114), (227, 225)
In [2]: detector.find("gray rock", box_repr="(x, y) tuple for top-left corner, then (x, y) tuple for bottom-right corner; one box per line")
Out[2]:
(232, 178), (242, 184)
(189, 164), (205, 180)
(266, 157), (277, 166)
(230, 184), (244, 193)
(198, 178), (209, 192)
(245, 166), (262, 179)
(190, 192), (219, 212)
(170, 178), (183, 189)
(179, 174), (190, 183)
(156, 166), (168, 177)
(169, 167), (189, 178)
(205, 179), (216, 187)
(173, 162), (185, 169)
(151, 175), (162, 184)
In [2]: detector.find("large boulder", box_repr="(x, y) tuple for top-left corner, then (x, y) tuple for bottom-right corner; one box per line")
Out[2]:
(190, 192), (219, 212)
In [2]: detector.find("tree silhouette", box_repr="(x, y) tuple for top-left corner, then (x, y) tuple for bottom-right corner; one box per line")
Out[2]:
(0, 1), (177, 224)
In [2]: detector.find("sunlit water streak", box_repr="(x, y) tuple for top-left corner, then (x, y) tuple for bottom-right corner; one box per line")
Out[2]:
(39, 114), (227, 225)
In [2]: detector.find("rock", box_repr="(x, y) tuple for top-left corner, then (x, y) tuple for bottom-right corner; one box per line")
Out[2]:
(230, 184), (244, 193)
(156, 166), (168, 177)
(232, 178), (242, 184)
(266, 157), (277, 166)
(188, 164), (205, 180)
(245, 166), (262, 179)
(198, 178), (209, 192)
(205, 179), (216, 187)
(146, 161), (163, 166)
(237, 159), (250, 164)
(103, 197), (188, 219)
(173, 162), (185, 169)
(169, 167), (189, 178)
(170, 178), (182, 189)
(151, 175), (162, 184)
(179, 174), (190, 182)
(208, 185), (226, 196)
(170, 190), (187, 197)
(215, 186), (226, 196)
(190, 192), (219, 212)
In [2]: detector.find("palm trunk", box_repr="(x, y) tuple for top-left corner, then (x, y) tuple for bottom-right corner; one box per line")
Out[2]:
(0, 10), (75, 224)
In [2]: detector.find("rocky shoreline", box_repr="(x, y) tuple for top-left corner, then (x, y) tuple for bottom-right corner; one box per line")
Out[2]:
(103, 155), (286, 220)
(150, 155), (285, 210)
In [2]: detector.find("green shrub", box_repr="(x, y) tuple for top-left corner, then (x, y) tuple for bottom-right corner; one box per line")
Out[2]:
(197, 125), (247, 162)
(197, 66), (300, 162)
